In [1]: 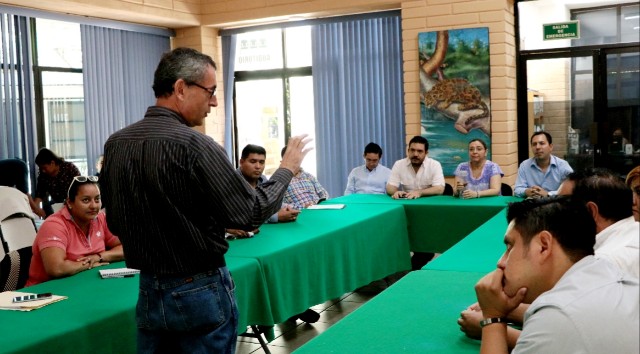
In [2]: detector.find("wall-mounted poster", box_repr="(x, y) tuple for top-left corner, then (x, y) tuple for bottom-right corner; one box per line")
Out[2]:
(419, 27), (491, 176)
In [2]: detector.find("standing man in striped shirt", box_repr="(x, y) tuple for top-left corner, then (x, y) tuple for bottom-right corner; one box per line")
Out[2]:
(100, 47), (310, 354)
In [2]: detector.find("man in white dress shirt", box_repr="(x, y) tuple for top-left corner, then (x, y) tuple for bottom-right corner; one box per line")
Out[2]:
(344, 142), (391, 195)
(559, 168), (639, 278)
(458, 168), (639, 348)
(386, 135), (445, 270)
(386, 135), (445, 199)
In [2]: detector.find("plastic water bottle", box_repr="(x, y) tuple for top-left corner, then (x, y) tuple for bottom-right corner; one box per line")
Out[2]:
(455, 170), (468, 199)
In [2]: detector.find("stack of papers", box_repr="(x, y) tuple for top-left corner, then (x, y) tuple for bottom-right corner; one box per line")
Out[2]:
(99, 268), (140, 279)
(0, 291), (67, 311)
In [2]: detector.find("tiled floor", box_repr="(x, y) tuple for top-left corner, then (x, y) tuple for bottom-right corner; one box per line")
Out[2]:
(235, 271), (409, 354)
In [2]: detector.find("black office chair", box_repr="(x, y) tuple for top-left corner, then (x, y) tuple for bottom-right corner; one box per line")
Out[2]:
(0, 159), (29, 194)
(501, 183), (513, 196)
(443, 183), (454, 196)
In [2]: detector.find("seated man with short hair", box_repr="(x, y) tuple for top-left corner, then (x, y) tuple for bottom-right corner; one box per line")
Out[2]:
(225, 144), (300, 238)
(474, 197), (638, 354)
(386, 135), (444, 199)
(228, 144), (320, 324)
(514, 131), (572, 198)
(344, 142), (391, 195)
(459, 168), (640, 347)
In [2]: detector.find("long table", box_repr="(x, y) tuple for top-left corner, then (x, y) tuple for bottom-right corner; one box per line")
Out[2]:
(327, 194), (520, 252)
(226, 203), (411, 323)
(424, 209), (508, 273)
(294, 270), (484, 353)
(0, 203), (410, 353)
(0, 257), (269, 354)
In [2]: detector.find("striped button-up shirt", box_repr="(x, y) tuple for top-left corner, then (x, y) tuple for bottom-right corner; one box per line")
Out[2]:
(101, 106), (292, 275)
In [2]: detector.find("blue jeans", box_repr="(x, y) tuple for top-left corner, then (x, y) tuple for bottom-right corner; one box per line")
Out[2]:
(136, 267), (238, 354)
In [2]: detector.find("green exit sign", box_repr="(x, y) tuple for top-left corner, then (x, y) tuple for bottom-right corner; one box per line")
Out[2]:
(543, 21), (580, 40)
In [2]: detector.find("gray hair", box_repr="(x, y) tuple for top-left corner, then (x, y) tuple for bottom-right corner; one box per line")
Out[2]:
(152, 47), (217, 98)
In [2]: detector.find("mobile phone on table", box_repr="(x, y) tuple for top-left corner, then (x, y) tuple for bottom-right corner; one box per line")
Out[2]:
(12, 293), (52, 303)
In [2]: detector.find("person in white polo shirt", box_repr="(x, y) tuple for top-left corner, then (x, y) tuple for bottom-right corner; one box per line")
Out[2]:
(386, 135), (445, 199)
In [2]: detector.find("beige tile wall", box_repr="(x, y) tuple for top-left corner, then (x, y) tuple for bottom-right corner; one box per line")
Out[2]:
(527, 59), (571, 158)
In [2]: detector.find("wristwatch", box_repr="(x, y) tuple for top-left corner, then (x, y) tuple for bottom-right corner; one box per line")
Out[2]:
(480, 317), (507, 327)
(98, 253), (104, 263)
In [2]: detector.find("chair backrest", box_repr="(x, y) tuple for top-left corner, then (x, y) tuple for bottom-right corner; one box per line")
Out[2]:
(0, 186), (33, 222)
(500, 183), (513, 196)
(0, 187), (37, 254)
(1, 217), (37, 253)
(0, 247), (32, 291)
(443, 183), (454, 196)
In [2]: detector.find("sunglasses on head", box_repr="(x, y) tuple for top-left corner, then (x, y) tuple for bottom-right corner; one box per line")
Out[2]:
(73, 176), (99, 183)
(68, 175), (99, 199)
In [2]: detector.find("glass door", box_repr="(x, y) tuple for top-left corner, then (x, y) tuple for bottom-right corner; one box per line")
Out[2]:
(523, 54), (596, 171)
(600, 48), (640, 175)
(520, 46), (640, 177)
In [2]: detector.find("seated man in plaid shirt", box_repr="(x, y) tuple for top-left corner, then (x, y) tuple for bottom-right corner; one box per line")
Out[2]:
(281, 146), (329, 210)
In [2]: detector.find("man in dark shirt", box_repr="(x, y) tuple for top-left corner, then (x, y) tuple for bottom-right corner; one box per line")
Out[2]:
(225, 144), (300, 238)
(100, 48), (310, 354)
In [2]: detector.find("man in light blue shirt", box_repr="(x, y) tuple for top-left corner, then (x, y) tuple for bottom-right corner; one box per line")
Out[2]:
(344, 142), (392, 195)
(514, 132), (573, 198)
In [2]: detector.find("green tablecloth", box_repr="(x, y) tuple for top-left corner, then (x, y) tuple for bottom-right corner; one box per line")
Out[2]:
(294, 270), (484, 353)
(0, 257), (268, 354)
(424, 209), (508, 273)
(226, 203), (411, 323)
(328, 194), (521, 252)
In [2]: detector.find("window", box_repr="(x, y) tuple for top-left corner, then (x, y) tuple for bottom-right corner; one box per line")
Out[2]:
(233, 26), (315, 176)
(517, 1), (640, 175)
(0, 13), (32, 162)
(572, 4), (640, 46)
(34, 19), (87, 174)
(518, 2), (639, 51)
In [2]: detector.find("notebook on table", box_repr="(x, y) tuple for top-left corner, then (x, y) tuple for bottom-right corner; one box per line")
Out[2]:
(99, 268), (140, 279)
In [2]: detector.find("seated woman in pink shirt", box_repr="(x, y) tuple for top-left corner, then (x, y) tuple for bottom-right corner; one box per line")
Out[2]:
(26, 176), (124, 286)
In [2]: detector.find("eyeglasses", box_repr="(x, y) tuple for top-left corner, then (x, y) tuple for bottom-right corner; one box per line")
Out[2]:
(189, 82), (217, 99)
(68, 176), (99, 199)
